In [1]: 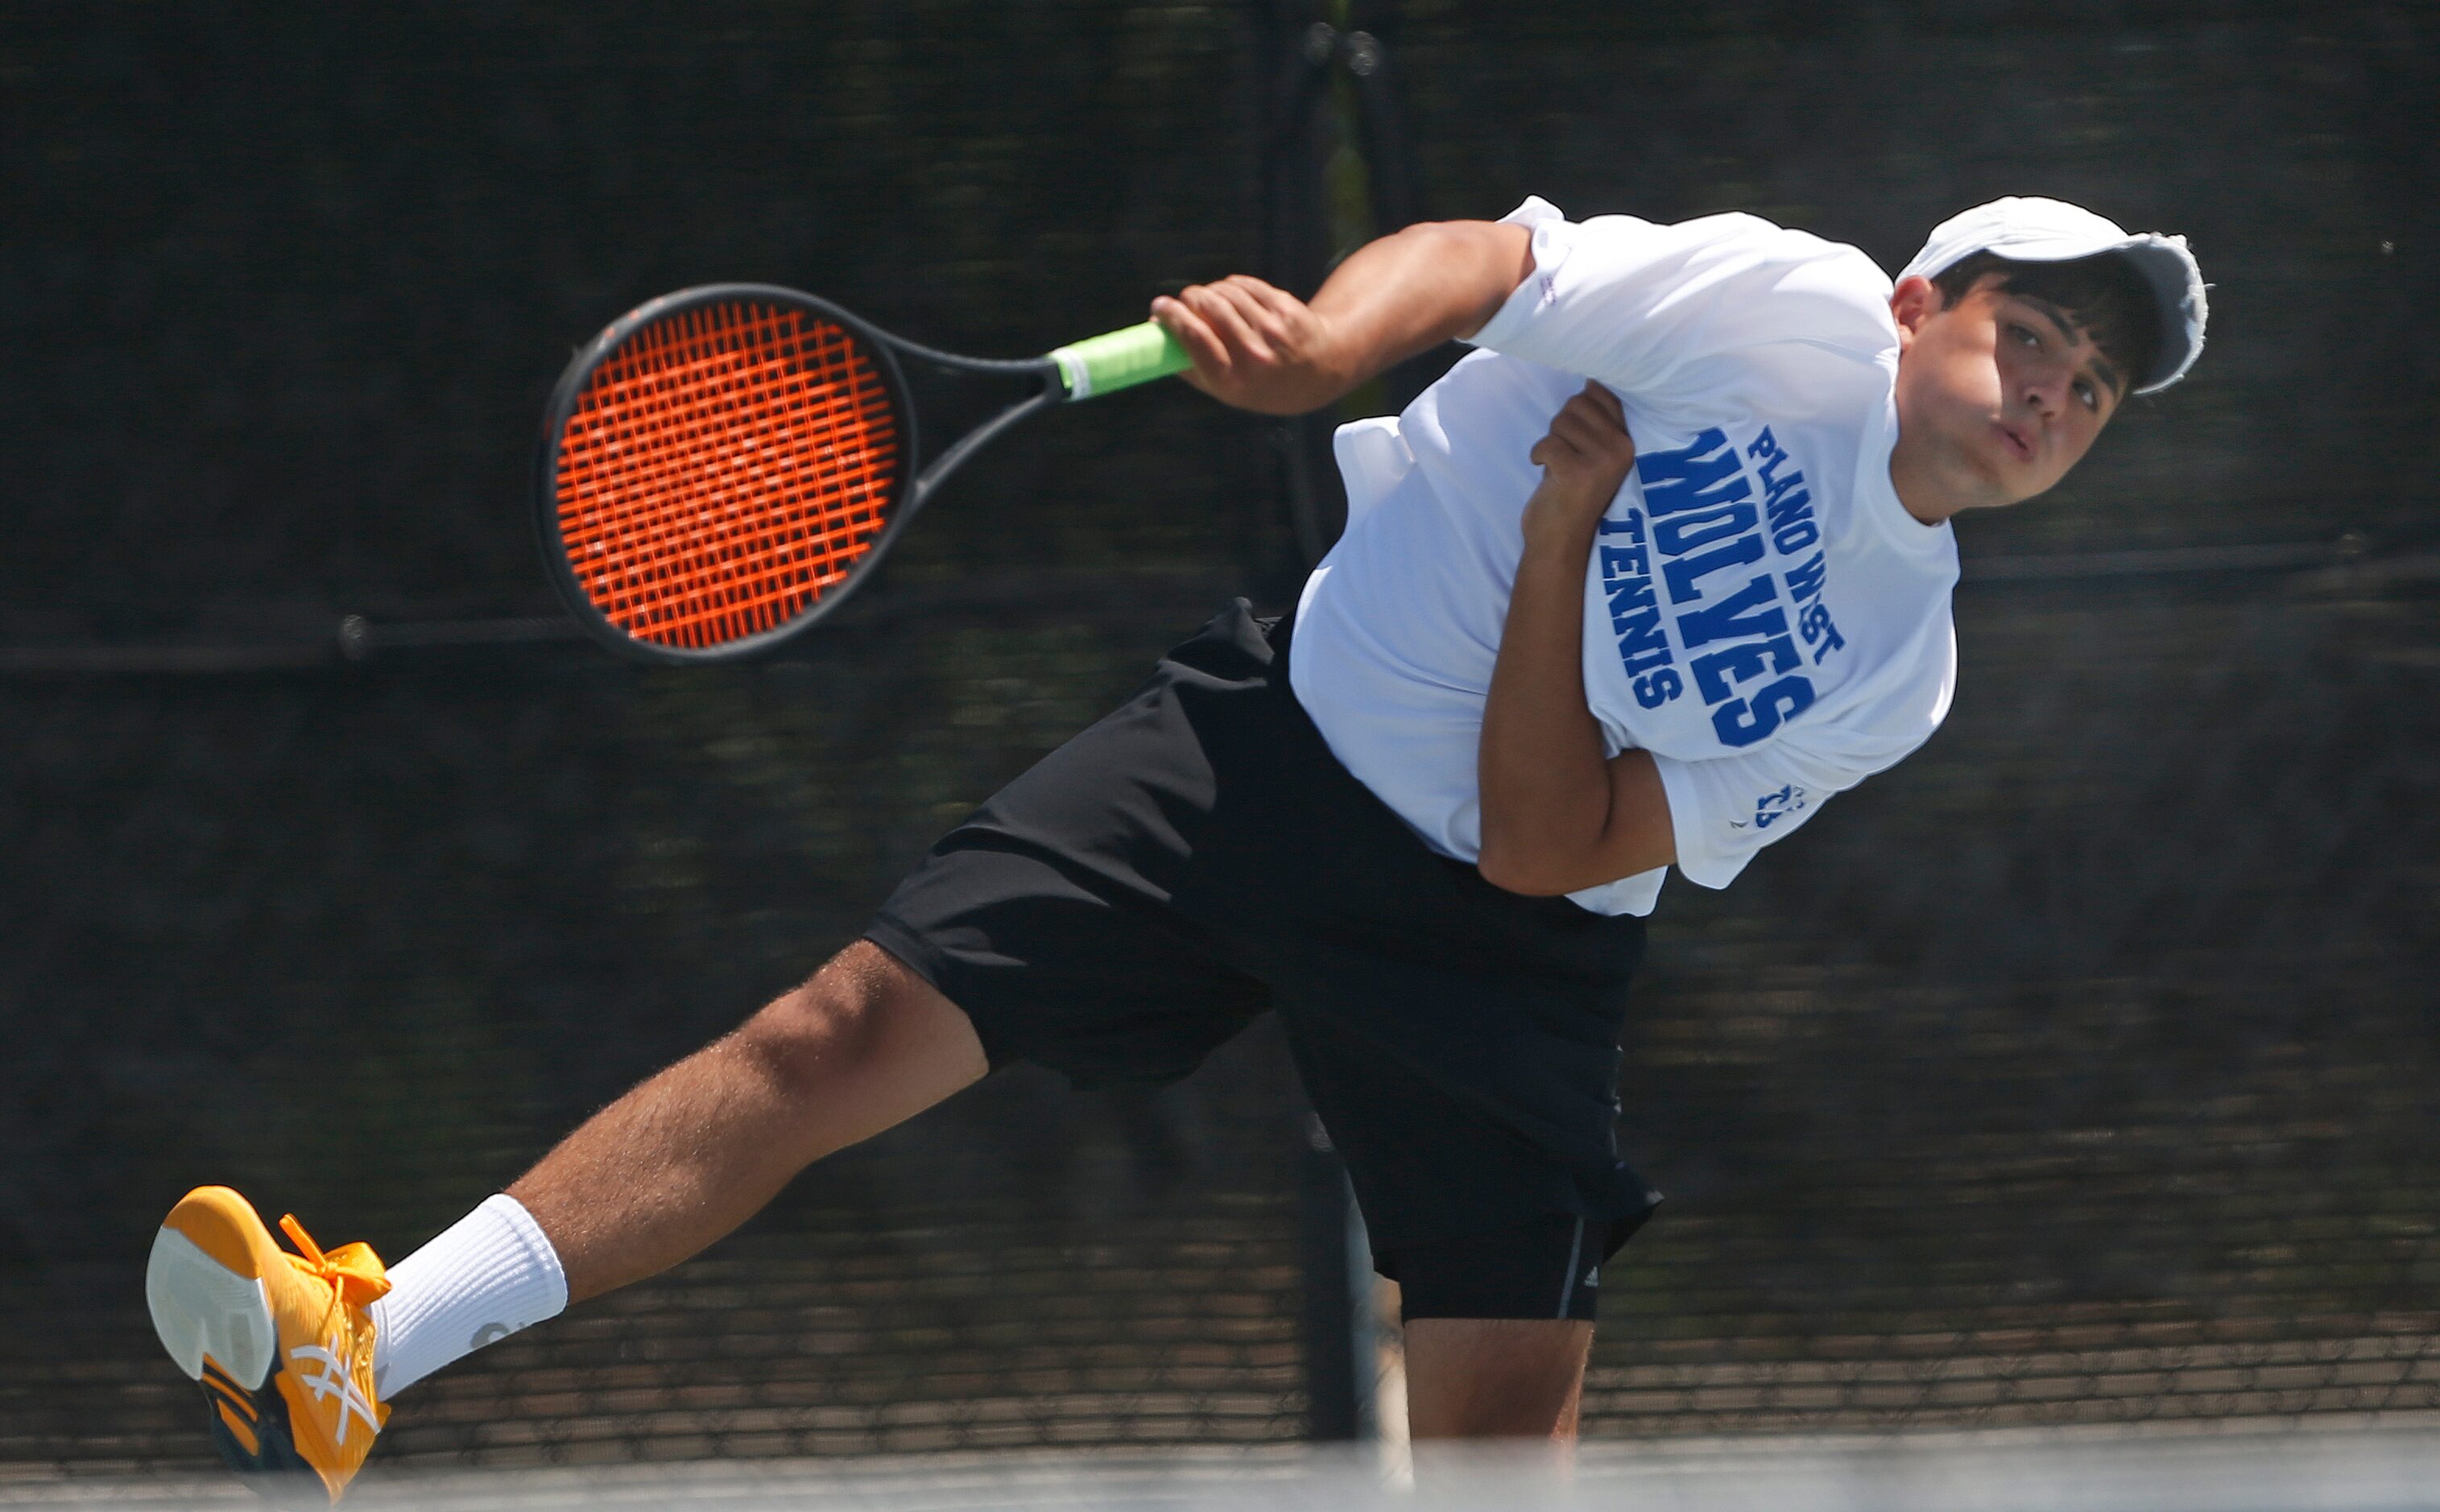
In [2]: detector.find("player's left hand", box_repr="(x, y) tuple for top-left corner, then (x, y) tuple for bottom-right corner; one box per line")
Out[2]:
(1524, 382), (1636, 536)
(1151, 276), (1347, 415)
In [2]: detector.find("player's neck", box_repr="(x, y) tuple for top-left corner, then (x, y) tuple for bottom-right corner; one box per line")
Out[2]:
(1885, 426), (1983, 527)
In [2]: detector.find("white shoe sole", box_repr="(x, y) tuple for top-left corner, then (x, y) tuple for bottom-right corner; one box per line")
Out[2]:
(147, 1226), (276, 1390)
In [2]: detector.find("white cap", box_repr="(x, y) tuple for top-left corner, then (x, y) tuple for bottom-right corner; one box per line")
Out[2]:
(1899, 196), (2207, 395)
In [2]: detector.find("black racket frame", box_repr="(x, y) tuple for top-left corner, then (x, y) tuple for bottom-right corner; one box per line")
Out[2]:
(536, 283), (1065, 666)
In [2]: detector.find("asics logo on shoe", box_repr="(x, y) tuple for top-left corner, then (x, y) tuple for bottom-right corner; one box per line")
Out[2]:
(289, 1343), (383, 1444)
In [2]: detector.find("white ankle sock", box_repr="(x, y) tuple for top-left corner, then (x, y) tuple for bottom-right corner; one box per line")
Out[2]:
(369, 1193), (568, 1398)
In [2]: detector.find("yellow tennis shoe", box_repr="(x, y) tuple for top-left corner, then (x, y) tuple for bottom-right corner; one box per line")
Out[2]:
(145, 1186), (391, 1502)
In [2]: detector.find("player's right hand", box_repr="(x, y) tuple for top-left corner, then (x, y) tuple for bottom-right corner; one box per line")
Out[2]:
(1524, 382), (1637, 535)
(1151, 276), (1349, 416)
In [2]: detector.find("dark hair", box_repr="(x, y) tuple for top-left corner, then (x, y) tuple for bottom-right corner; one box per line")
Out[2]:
(1929, 250), (2161, 398)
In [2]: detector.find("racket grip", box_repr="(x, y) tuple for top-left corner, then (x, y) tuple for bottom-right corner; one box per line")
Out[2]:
(1048, 323), (1191, 401)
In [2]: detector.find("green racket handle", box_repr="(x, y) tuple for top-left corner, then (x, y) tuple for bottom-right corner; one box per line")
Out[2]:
(1047, 322), (1192, 401)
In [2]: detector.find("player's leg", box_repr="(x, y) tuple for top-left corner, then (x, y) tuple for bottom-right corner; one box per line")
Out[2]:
(145, 938), (985, 1497)
(1160, 601), (1650, 1449)
(148, 601), (1285, 1497)
(505, 939), (984, 1304)
(149, 601), (1294, 1497)
(1362, 1211), (1611, 1447)
(1274, 1027), (1636, 1452)
(1404, 1317), (1594, 1440)
(369, 937), (982, 1401)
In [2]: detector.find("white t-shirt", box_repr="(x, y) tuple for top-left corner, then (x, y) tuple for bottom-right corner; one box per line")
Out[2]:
(1288, 196), (1959, 916)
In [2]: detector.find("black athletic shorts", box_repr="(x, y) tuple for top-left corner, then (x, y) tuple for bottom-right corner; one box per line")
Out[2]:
(866, 600), (1661, 1320)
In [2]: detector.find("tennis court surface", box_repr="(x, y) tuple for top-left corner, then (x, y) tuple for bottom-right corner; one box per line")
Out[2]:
(7, 1426), (2440, 1511)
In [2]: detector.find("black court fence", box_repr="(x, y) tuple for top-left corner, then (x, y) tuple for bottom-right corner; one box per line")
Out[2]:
(4, 0), (2438, 1477)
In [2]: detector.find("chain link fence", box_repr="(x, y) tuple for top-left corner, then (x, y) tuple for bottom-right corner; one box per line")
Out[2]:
(1578, 554), (2440, 1436)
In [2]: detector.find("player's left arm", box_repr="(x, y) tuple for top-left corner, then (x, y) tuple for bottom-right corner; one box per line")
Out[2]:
(1475, 382), (1675, 896)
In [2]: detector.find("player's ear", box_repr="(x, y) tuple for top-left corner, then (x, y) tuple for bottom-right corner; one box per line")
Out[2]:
(1888, 275), (1942, 346)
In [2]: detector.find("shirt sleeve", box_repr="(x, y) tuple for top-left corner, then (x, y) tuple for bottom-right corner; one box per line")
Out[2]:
(1648, 739), (1862, 892)
(1653, 595), (1957, 890)
(1468, 196), (1893, 396)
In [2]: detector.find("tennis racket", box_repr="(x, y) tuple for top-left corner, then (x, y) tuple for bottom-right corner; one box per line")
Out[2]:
(536, 284), (1191, 664)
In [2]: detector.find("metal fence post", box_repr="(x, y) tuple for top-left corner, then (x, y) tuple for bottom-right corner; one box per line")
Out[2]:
(1296, 1110), (1377, 1441)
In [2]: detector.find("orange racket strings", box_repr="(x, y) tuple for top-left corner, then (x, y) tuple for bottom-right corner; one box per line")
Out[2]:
(553, 302), (900, 650)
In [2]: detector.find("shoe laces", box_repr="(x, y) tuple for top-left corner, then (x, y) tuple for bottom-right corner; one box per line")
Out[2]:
(279, 1214), (391, 1381)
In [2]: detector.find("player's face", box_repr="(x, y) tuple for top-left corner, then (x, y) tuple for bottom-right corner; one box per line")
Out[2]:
(1892, 273), (2124, 514)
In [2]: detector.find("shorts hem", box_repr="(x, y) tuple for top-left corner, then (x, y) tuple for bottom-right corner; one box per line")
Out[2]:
(1379, 1210), (1619, 1324)
(861, 911), (1021, 1073)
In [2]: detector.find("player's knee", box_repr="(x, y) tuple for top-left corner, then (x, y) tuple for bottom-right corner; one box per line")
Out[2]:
(730, 945), (902, 1099)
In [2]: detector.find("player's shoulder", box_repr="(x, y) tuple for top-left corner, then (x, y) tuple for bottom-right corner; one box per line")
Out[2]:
(1702, 214), (1896, 348)
(1566, 206), (1884, 279)
(1569, 205), (1895, 349)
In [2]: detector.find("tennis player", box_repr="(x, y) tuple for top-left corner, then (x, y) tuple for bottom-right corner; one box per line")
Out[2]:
(145, 194), (2204, 1497)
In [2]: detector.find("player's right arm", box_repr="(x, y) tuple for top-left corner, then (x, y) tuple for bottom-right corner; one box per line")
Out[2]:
(1148, 220), (1532, 415)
